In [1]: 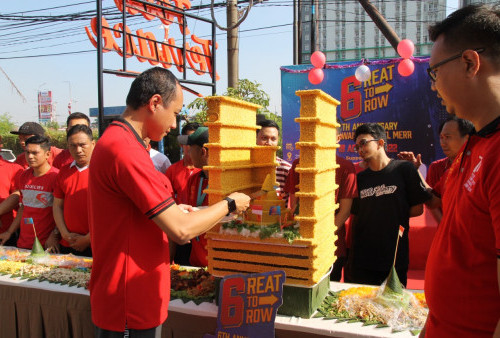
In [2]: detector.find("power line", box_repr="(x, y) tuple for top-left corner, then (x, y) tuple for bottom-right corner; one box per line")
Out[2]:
(0, 50), (95, 60)
(2, 1), (96, 15)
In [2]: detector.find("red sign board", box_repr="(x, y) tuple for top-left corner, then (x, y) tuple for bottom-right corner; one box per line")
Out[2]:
(85, 0), (218, 80)
(38, 91), (52, 121)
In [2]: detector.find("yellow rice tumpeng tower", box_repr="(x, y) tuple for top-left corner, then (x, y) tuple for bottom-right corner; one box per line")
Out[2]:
(202, 96), (278, 205)
(205, 90), (340, 316)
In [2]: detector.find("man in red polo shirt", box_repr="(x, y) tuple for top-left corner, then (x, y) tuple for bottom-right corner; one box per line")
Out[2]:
(426, 117), (473, 189)
(180, 127), (210, 267)
(89, 67), (250, 338)
(398, 116), (474, 223)
(52, 112), (91, 169)
(421, 5), (500, 337)
(166, 122), (201, 204)
(52, 125), (95, 257)
(0, 138), (23, 246)
(166, 122), (201, 265)
(10, 122), (62, 169)
(0, 135), (59, 249)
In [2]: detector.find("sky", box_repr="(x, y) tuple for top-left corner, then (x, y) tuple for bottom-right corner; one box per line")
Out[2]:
(0, 0), (459, 127)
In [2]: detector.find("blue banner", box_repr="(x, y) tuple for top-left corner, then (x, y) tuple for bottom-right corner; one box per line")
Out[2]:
(205, 270), (285, 338)
(281, 58), (447, 169)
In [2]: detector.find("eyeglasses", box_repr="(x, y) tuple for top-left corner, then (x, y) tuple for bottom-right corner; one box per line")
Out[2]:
(427, 47), (485, 82)
(354, 139), (379, 152)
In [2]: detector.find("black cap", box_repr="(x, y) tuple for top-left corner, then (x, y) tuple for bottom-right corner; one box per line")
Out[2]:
(177, 127), (208, 147)
(10, 122), (45, 136)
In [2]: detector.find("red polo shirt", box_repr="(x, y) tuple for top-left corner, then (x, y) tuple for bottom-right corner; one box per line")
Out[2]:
(52, 149), (73, 169)
(425, 117), (500, 337)
(0, 159), (23, 234)
(165, 160), (200, 204)
(16, 166), (59, 249)
(53, 162), (90, 247)
(334, 156), (358, 257)
(284, 158), (299, 194)
(284, 156), (357, 257)
(89, 118), (175, 331)
(15, 146), (62, 169)
(426, 157), (451, 188)
(186, 170), (208, 267)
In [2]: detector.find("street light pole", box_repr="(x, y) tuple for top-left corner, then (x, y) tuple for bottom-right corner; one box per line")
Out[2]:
(64, 81), (72, 117)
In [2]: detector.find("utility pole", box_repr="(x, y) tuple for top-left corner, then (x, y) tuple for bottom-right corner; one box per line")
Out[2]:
(293, 0), (298, 64)
(227, 0), (239, 88)
(297, 0), (302, 64)
(358, 0), (400, 51)
(310, 0), (319, 52)
(211, 0), (253, 88)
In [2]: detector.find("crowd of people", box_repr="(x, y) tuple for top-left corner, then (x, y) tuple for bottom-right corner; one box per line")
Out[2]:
(0, 4), (498, 337)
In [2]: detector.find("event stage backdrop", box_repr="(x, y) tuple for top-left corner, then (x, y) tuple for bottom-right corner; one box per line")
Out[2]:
(281, 58), (448, 170)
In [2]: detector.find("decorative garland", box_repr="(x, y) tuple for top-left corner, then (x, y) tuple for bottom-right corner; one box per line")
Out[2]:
(280, 57), (430, 74)
(222, 220), (301, 244)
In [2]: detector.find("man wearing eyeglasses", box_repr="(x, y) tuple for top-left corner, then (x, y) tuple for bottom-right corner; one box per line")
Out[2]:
(422, 4), (500, 338)
(346, 123), (431, 288)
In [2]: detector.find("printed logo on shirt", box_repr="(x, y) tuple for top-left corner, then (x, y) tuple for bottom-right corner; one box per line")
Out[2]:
(359, 184), (397, 199)
(464, 155), (483, 192)
(21, 189), (54, 209)
(36, 193), (50, 206)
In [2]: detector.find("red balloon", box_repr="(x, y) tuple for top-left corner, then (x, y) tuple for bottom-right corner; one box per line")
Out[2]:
(397, 39), (415, 59)
(398, 59), (415, 77)
(308, 68), (324, 85)
(310, 51), (326, 68)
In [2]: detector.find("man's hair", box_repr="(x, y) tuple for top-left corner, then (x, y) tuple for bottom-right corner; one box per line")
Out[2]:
(25, 135), (50, 151)
(428, 4), (500, 64)
(438, 116), (475, 137)
(67, 112), (90, 126)
(126, 67), (179, 110)
(67, 124), (94, 140)
(256, 119), (280, 136)
(354, 123), (387, 150)
(182, 122), (200, 135)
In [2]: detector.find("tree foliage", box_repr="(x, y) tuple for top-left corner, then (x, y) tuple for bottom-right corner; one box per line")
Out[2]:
(0, 113), (15, 135)
(186, 79), (284, 156)
(187, 79), (272, 124)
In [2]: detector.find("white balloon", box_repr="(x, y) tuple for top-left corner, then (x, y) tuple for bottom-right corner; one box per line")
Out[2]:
(355, 65), (371, 82)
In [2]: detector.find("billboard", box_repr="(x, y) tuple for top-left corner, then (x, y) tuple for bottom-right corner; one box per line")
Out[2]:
(38, 91), (52, 122)
(281, 58), (449, 170)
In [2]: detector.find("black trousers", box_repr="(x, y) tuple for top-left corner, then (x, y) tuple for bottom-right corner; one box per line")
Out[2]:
(330, 256), (347, 282)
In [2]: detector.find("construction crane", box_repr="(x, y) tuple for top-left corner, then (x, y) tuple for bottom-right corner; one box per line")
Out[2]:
(0, 66), (26, 103)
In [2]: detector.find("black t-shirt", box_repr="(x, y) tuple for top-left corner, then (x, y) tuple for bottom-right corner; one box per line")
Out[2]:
(351, 160), (431, 272)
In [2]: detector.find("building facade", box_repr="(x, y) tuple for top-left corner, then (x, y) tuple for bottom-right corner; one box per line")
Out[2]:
(461, 0), (498, 5)
(298, 0), (447, 63)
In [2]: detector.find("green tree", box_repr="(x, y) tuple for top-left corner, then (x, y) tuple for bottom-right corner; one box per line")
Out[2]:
(186, 79), (284, 156)
(187, 79), (272, 123)
(0, 113), (15, 134)
(44, 121), (60, 130)
(224, 79), (271, 114)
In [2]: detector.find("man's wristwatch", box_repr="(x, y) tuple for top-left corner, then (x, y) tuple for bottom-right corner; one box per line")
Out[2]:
(223, 197), (236, 215)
